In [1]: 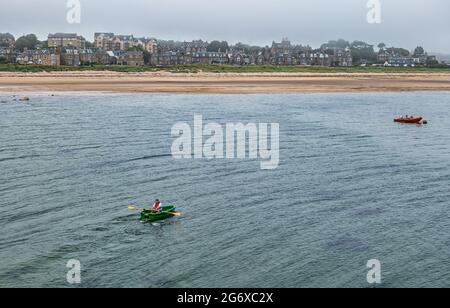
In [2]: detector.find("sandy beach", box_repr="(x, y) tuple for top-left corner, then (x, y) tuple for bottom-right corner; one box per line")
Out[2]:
(1, 71), (450, 94)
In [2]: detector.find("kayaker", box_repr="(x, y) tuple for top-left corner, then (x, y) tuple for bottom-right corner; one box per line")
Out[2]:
(151, 199), (162, 212)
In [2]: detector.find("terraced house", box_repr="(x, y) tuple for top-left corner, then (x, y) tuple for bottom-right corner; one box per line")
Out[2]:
(60, 48), (80, 66)
(79, 49), (112, 65)
(184, 40), (208, 54)
(60, 48), (126, 66)
(115, 51), (145, 66)
(330, 47), (353, 67)
(191, 52), (228, 64)
(0, 47), (16, 63)
(94, 33), (157, 53)
(16, 49), (60, 66)
(48, 33), (86, 48)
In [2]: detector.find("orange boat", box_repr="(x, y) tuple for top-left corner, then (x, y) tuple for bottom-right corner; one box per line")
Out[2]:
(394, 117), (423, 124)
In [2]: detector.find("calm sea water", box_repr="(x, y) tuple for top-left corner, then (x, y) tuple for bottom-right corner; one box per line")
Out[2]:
(1, 91), (450, 288)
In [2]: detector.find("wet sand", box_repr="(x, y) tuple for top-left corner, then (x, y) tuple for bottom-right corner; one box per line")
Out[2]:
(1, 71), (450, 93)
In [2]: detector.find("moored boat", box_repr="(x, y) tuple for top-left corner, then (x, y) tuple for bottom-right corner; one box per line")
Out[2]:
(394, 117), (423, 124)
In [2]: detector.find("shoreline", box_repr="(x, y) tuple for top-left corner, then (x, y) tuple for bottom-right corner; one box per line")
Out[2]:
(2, 71), (450, 94)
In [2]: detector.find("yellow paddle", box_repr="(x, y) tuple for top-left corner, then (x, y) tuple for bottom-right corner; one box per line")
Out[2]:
(168, 212), (182, 217)
(128, 205), (182, 216)
(128, 205), (143, 211)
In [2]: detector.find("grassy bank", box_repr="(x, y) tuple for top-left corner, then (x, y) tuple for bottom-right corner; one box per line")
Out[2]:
(1, 63), (450, 74)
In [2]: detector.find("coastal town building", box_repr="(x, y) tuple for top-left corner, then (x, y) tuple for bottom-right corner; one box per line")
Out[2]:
(60, 48), (80, 66)
(115, 51), (145, 66)
(78, 48), (95, 65)
(94, 33), (157, 53)
(13, 47), (145, 67)
(310, 52), (331, 66)
(48, 33), (86, 48)
(144, 39), (158, 54)
(156, 51), (180, 66)
(184, 40), (208, 54)
(2, 31), (442, 69)
(94, 33), (115, 50)
(151, 40), (208, 65)
(377, 48), (410, 64)
(77, 48), (114, 66)
(413, 51), (437, 65)
(271, 38), (292, 56)
(330, 47), (353, 67)
(386, 57), (418, 67)
(16, 49), (60, 66)
(62, 48), (145, 66)
(112, 35), (135, 50)
(377, 47), (438, 67)
(192, 52), (228, 64)
(377, 49), (389, 63)
(0, 47), (16, 63)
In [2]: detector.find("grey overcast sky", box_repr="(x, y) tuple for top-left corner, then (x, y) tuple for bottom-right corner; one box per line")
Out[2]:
(1, 0), (449, 52)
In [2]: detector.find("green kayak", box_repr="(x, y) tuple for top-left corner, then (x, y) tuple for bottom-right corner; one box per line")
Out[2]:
(140, 205), (177, 222)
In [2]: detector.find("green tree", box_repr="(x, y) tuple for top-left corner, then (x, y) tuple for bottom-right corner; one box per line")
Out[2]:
(351, 40), (372, 49)
(0, 33), (14, 47)
(413, 46), (425, 56)
(387, 47), (410, 57)
(207, 41), (229, 52)
(38, 40), (48, 49)
(0, 57), (8, 64)
(15, 34), (38, 51)
(323, 48), (334, 56)
(321, 39), (350, 50)
(350, 41), (377, 64)
(377, 43), (386, 50)
(233, 42), (263, 55)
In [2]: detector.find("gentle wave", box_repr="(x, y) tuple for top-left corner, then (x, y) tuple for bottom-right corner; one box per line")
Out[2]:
(1, 92), (450, 287)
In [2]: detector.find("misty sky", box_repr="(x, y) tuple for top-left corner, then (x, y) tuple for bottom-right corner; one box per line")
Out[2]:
(1, 0), (449, 53)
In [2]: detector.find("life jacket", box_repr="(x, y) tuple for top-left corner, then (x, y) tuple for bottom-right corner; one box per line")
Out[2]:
(154, 201), (161, 209)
